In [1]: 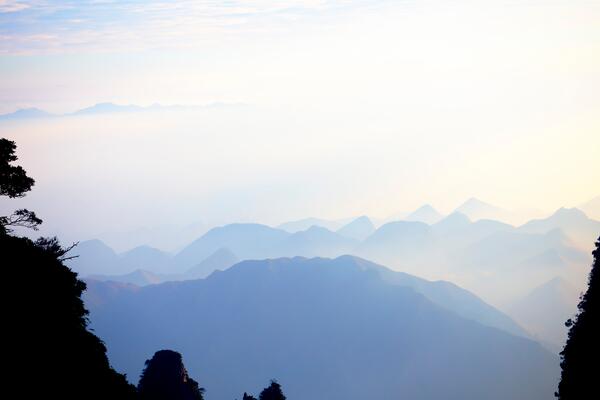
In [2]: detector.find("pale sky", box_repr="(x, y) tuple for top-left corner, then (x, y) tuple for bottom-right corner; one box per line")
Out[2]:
(0, 0), (599, 240)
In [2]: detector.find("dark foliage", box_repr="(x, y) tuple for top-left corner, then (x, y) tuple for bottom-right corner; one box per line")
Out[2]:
(242, 392), (258, 400)
(0, 138), (41, 233)
(259, 380), (286, 400)
(4, 233), (137, 399)
(0, 138), (34, 198)
(556, 236), (600, 398)
(0, 208), (42, 233)
(138, 350), (204, 400)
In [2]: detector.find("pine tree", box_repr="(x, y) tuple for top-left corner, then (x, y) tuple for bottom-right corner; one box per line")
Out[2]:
(556, 236), (600, 398)
(0, 138), (41, 234)
(138, 350), (204, 400)
(258, 380), (286, 400)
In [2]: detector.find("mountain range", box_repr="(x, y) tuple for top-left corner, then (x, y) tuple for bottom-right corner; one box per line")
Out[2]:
(0, 102), (244, 121)
(68, 203), (598, 348)
(508, 277), (581, 352)
(70, 206), (597, 280)
(86, 247), (239, 286)
(455, 197), (511, 222)
(277, 217), (349, 233)
(85, 256), (558, 400)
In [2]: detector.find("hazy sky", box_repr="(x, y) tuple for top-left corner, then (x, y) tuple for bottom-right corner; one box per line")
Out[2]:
(1, 0), (599, 239)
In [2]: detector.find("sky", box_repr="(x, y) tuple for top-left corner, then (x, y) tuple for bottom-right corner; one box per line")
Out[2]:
(0, 0), (599, 242)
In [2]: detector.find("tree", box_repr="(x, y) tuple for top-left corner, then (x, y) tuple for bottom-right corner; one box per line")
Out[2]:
(0, 138), (34, 197)
(0, 138), (41, 233)
(556, 236), (600, 398)
(138, 350), (205, 400)
(4, 138), (136, 398)
(259, 380), (286, 400)
(0, 208), (42, 232)
(242, 393), (257, 400)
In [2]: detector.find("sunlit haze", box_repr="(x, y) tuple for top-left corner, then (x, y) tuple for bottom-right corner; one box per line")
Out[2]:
(3, 2), (600, 399)
(1, 0), (599, 243)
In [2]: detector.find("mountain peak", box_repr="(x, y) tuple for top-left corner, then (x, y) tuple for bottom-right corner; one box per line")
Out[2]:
(551, 207), (588, 220)
(303, 225), (333, 234)
(353, 215), (372, 223)
(455, 198), (509, 222)
(435, 211), (471, 227)
(465, 196), (484, 203)
(415, 204), (435, 211)
(406, 204), (443, 224)
(457, 197), (496, 211)
(277, 217), (342, 233)
(336, 216), (375, 240)
(0, 107), (52, 120)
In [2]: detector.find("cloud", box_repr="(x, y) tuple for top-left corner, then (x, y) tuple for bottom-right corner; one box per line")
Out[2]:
(0, 0), (382, 55)
(0, 0), (30, 13)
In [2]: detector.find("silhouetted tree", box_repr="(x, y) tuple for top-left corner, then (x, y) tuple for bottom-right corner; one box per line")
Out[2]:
(556, 236), (600, 399)
(138, 350), (204, 400)
(0, 138), (41, 233)
(0, 138), (34, 197)
(4, 138), (136, 398)
(242, 392), (257, 400)
(0, 208), (42, 232)
(259, 380), (286, 400)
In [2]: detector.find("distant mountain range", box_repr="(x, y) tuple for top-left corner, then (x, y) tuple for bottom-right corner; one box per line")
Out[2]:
(508, 276), (581, 352)
(87, 247), (239, 286)
(0, 102), (244, 120)
(68, 204), (598, 348)
(277, 217), (349, 233)
(95, 222), (208, 253)
(0, 107), (52, 120)
(519, 207), (600, 247)
(85, 256), (557, 400)
(70, 206), (598, 286)
(386, 198), (550, 226)
(455, 197), (511, 222)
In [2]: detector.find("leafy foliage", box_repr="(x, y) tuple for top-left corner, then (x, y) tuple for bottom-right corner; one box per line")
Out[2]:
(0, 208), (42, 233)
(0, 138), (41, 233)
(0, 138), (34, 198)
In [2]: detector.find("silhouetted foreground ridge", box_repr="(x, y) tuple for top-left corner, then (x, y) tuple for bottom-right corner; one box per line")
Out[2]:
(556, 236), (600, 398)
(2, 138), (137, 399)
(4, 234), (138, 399)
(2, 137), (287, 399)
